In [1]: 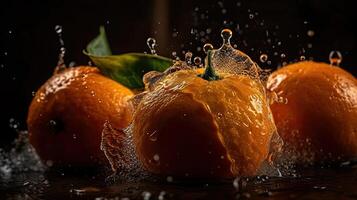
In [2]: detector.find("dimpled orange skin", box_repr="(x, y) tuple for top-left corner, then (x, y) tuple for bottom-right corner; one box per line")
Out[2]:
(267, 61), (357, 163)
(27, 66), (133, 167)
(132, 70), (276, 179)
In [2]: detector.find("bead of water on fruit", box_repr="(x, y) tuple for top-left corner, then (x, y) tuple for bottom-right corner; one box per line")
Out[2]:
(260, 54), (268, 63)
(221, 29), (232, 44)
(185, 51), (193, 65)
(49, 120), (57, 127)
(193, 57), (202, 66)
(146, 37), (157, 54)
(203, 43), (214, 53)
(329, 50), (342, 66)
(55, 25), (62, 34)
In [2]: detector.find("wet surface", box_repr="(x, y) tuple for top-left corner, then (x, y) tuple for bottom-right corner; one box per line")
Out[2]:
(2, 165), (357, 200)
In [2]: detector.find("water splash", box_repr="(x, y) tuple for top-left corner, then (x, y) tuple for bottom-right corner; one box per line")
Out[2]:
(100, 122), (148, 182)
(329, 50), (342, 66)
(146, 38), (157, 55)
(0, 132), (46, 180)
(208, 29), (260, 80)
(203, 43), (214, 53)
(54, 25), (67, 74)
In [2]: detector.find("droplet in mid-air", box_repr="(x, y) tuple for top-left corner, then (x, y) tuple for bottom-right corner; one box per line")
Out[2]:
(307, 30), (315, 37)
(300, 55), (306, 61)
(185, 51), (193, 65)
(203, 43), (214, 54)
(329, 50), (342, 66)
(280, 53), (286, 59)
(260, 54), (268, 63)
(54, 25), (66, 74)
(55, 25), (62, 34)
(193, 57), (202, 66)
(220, 29), (232, 45)
(146, 37), (157, 55)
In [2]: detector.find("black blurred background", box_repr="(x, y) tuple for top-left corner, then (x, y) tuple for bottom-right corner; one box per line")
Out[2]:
(0, 0), (356, 148)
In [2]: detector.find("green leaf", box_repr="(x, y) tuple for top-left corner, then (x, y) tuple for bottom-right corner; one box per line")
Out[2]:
(85, 26), (173, 89)
(84, 52), (172, 89)
(86, 26), (112, 56)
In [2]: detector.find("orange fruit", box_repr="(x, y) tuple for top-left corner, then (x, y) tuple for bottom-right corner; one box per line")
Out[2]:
(267, 61), (357, 164)
(132, 69), (276, 179)
(27, 66), (133, 167)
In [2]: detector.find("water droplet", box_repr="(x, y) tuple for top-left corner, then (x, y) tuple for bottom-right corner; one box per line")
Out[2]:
(68, 61), (76, 67)
(147, 130), (158, 142)
(46, 160), (53, 167)
(166, 176), (173, 182)
(260, 54), (268, 63)
(153, 154), (160, 161)
(171, 51), (177, 58)
(49, 120), (57, 127)
(300, 55), (306, 61)
(185, 51), (193, 65)
(193, 57), (202, 66)
(329, 50), (342, 66)
(142, 191), (151, 200)
(158, 191), (167, 200)
(55, 25), (62, 34)
(249, 14), (254, 19)
(221, 29), (232, 45)
(280, 53), (286, 58)
(203, 43), (214, 54)
(307, 30), (315, 37)
(146, 37), (157, 55)
(9, 118), (20, 130)
(233, 177), (247, 192)
(54, 25), (66, 73)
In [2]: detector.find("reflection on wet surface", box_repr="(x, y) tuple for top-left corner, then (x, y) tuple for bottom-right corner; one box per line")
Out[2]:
(2, 165), (357, 200)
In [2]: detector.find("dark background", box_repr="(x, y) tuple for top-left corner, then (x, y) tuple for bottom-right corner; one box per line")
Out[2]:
(0, 0), (356, 148)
